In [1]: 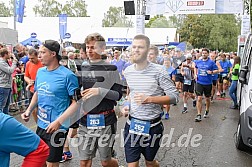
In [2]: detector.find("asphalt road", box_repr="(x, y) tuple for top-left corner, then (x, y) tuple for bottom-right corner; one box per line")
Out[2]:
(9, 97), (252, 167)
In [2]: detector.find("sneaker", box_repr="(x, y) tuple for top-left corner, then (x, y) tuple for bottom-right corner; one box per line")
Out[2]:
(221, 92), (226, 98)
(165, 113), (169, 119)
(193, 100), (197, 107)
(203, 111), (209, 118)
(60, 152), (72, 163)
(182, 107), (188, 114)
(195, 114), (202, 122)
(230, 105), (238, 109)
(210, 96), (214, 103)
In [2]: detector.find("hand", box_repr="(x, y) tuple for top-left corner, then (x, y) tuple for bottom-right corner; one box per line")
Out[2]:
(207, 70), (213, 75)
(81, 88), (99, 100)
(46, 120), (61, 133)
(29, 80), (35, 85)
(134, 93), (149, 105)
(219, 69), (224, 72)
(194, 75), (197, 81)
(21, 110), (30, 122)
(121, 105), (129, 117)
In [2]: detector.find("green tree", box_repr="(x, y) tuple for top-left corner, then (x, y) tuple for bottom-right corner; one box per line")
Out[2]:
(0, 0), (15, 17)
(179, 14), (240, 51)
(102, 7), (133, 27)
(145, 15), (171, 28)
(33, 0), (88, 17)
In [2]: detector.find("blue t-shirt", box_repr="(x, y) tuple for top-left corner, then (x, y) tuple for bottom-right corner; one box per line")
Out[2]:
(35, 66), (79, 130)
(195, 58), (218, 85)
(219, 60), (232, 75)
(0, 113), (40, 167)
(163, 66), (176, 79)
(19, 55), (29, 67)
(111, 59), (126, 80)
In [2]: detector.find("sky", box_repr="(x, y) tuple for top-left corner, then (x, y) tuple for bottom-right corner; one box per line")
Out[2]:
(0, 0), (125, 22)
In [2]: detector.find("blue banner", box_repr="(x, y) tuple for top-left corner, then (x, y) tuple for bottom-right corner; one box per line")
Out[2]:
(16, 0), (25, 23)
(59, 14), (67, 40)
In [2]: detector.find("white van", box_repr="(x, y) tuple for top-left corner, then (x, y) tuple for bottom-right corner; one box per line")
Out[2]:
(235, 33), (252, 150)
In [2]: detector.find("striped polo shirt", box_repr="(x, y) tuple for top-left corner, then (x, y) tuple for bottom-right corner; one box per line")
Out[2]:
(124, 62), (179, 120)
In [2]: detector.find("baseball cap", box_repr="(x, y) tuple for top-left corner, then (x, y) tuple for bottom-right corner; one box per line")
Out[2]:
(185, 54), (192, 59)
(43, 40), (61, 60)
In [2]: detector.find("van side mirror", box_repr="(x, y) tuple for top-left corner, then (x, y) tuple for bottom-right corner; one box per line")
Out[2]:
(239, 65), (249, 84)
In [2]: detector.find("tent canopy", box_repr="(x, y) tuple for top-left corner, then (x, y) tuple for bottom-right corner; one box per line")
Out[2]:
(20, 37), (42, 46)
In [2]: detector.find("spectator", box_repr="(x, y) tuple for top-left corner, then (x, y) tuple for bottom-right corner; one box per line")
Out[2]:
(0, 48), (18, 114)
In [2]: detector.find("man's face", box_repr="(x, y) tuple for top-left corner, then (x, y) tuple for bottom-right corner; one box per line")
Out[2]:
(113, 50), (120, 59)
(80, 48), (87, 59)
(210, 53), (216, 60)
(221, 55), (226, 61)
(86, 40), (104, 61)
(28, 53), (38, 64)
(38, 46), (55, 66)
(62, 50), (67, 56)
(131, 39), (149, 64)
(148, 49), (157, 63)
(202, 51), (209, 59)
(163, 60), (171, 66)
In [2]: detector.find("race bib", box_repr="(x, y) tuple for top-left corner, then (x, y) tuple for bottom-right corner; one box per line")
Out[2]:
(129, 118), (150, 136)
(87, 114), (105, 129)
(222, 73), (227, 77)
(184, 79), (192, 85)
(177, 69), (181, 74)
(38, 107), (51, 123)
(199, 69), (207, 76)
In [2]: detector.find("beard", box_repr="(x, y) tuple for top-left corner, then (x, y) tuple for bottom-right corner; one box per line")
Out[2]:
(132, 51), (148, 64)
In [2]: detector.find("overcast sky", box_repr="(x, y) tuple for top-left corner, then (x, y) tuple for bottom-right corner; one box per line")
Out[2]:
(0, 0), (125, 21)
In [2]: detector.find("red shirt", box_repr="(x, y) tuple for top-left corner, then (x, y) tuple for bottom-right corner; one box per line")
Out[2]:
(25, 60), (43, 92)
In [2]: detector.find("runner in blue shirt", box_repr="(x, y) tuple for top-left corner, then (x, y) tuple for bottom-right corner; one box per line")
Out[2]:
(21, 40), (79, 167)
(0, 112), (49, 167)
(216, 53), (232, 98)
(194, 48), (218, 122)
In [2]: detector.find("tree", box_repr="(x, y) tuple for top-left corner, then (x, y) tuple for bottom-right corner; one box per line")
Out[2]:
(0, 0), (14, 17)
(102, 7), (133, 27)
(33, 0), (88, 17)
(179, 14), (240, 51)
(145, 15), (172, 28)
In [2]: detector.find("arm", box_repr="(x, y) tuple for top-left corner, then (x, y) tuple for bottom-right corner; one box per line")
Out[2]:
(0, 61), (17, 74)
(21, 91), (38, 121)
(216, 61), (223, 73)
(144, 68), (179, 105)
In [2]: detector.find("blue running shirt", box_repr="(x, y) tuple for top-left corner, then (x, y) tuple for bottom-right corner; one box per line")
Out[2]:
(35, 66), (79, 130)
(195, 58), (218, 85)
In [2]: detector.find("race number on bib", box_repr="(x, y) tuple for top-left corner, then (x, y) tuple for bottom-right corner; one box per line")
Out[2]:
(87, 114), (105, 129)
(129, 118), (150, 136)
(199, 69), (207, 76)
(184, 79), (192, 85)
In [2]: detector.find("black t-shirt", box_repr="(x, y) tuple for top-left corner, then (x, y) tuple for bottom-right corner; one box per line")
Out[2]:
(80, 60), (123, 126)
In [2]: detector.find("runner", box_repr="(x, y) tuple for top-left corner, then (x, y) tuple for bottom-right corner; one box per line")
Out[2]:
(78, 33), (123, 167)
(122, 34), (178, 167)
(21, 40), (79, 167)
(0, 112), (49, 167)
(181, 54), (197, 113)
(194, 48), (218, 122)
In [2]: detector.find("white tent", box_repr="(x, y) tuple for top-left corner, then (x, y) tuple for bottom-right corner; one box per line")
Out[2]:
(0, 17), (177, 45)
(0, 28), (18, 45)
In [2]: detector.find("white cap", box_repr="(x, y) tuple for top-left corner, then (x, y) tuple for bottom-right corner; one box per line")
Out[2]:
(185, 54), (192, 59)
